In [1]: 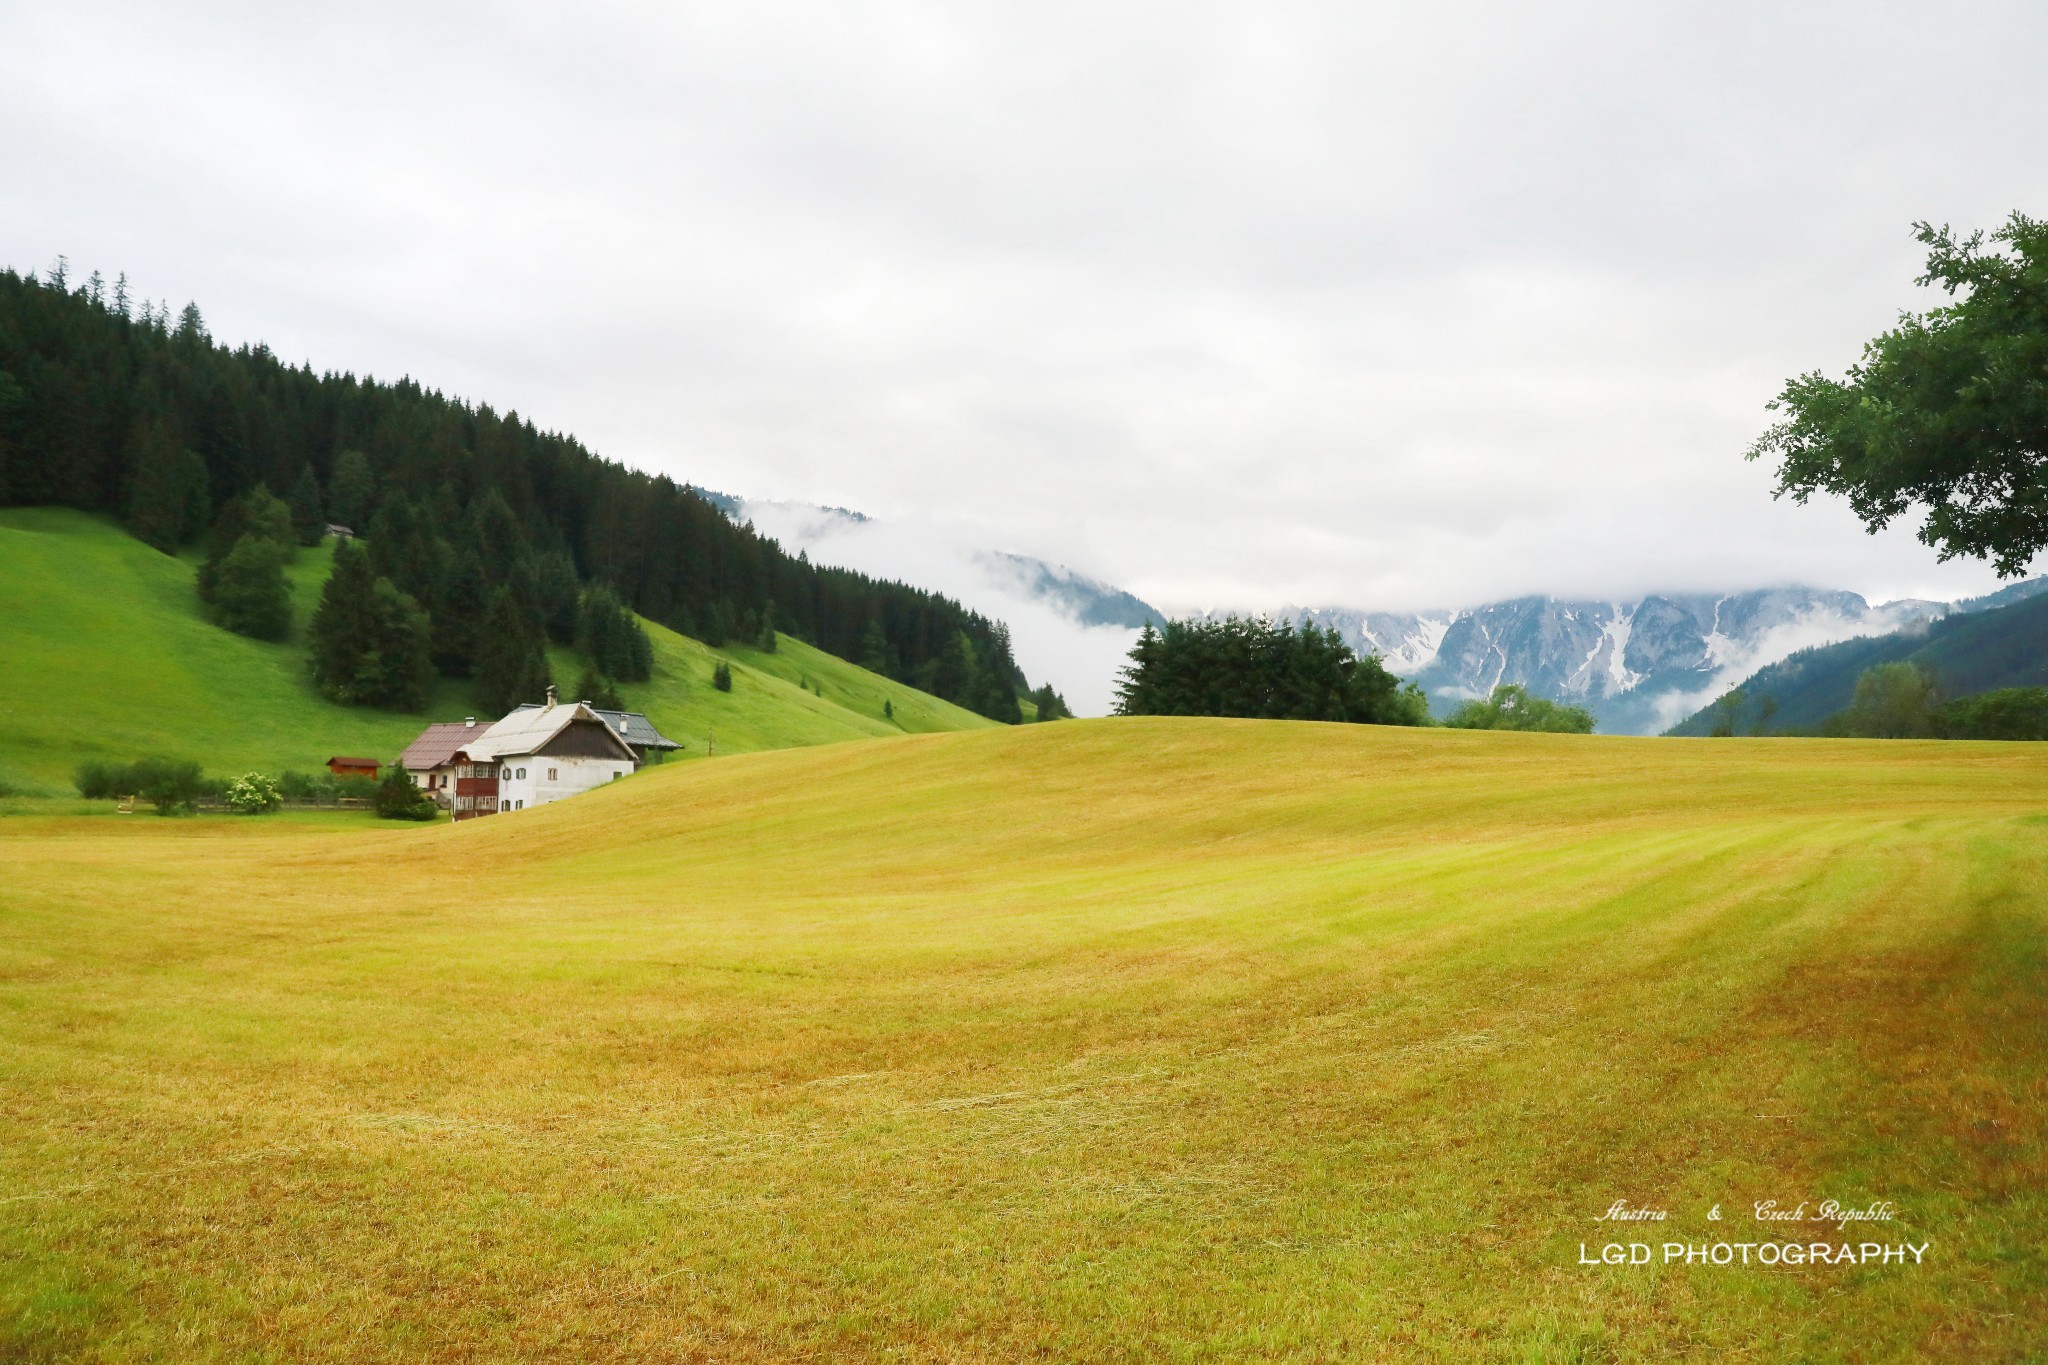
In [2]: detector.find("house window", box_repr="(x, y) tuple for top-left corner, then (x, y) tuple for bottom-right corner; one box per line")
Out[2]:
(548, 767), (558, 781)
(516, 767), (526, 780)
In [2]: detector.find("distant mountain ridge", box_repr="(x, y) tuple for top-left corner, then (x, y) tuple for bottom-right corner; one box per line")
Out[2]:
(975, 552), (1167, 631)
(1664, 586), (2048, 736)
(1294, 584), (2044, 734)
(694, 490), (2044, 734)
(702, 495), (1169, 632)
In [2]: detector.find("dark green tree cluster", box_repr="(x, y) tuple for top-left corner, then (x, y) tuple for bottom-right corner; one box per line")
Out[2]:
(123, 416), (210, 552)
(309, 541), (435, 709)
(374, 765), (438, 821)
(1822, 662), (1943, 738)
(196, 486), (296, 641)
(1820, 663), (2048, 740)
(577, 584), (653, 681)
(0, 265), (1030, 715)
(1113, 617), (1429, 725)
(912, 625), (1025, 723)
(74, 756), (207, 813)
(573, 667), (624, 711)
(473, 585), (552, 716)
(1029, 683), (1071, 721)
(1443, 684), (1595, 734)
(712, 661), (733, 692)
(1938, 686), (2048, 740)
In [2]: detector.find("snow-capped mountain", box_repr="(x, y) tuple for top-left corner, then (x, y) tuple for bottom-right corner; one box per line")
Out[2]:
(976, 552), (1166, 631)
(698, 491), (1163, 716)
(1272, 606), (1457, 675)
(693, 487), (2038, 733)
(1296, 589), (1958, 734)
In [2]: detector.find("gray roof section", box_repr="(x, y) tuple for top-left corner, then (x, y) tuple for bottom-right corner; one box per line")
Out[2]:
(506, 703), (680, 750)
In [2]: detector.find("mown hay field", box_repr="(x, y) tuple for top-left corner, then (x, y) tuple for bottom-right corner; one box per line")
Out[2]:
(2, 719), (2043, 1361)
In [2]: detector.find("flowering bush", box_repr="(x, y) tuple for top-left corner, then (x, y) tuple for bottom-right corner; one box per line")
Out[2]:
(224, 772), (282, 814)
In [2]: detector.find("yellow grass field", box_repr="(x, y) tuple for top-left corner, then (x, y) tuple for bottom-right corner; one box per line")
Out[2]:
(3, 720), (2044, 1362)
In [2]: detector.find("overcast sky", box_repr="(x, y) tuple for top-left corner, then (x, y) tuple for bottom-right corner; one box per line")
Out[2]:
(7, 0), (2044, 615)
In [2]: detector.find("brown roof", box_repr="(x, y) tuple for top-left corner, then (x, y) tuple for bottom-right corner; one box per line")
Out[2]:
(397, 723), (487, 771)
(327, 756), (380, 769)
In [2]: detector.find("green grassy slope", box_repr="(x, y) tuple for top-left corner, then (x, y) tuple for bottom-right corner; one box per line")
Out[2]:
(565, 625), (996, 762)
(0, 508), (993, 788)
(2, 720), (2042, 1361)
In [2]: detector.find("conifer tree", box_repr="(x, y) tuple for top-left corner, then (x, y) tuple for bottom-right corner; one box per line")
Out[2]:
(286, 464), (324, 546)
(123, 418), (211, 553)
(576, 585), (653, 681)
(358, 580), (436, 709)
(574, 668), (624, 710)
(975, 669), (1023, 724)
(374, 765), (437, 821)
(431, 548), (491, 677)
(475, 586), (552, 715)
(207, 535), (292, 640)
(857, 621), (894, 677)
(326, 450), (373, 530)
(311, 540), (376, 698)
(712, 661), (732, 692)
(310, 540), (434, 709)
(532, 550), (581, 644)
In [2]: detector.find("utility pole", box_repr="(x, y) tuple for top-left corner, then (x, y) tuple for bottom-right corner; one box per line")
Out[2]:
(706, 728), (714, 758)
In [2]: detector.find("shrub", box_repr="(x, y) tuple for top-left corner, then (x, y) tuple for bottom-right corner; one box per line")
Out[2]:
(1444, 684), (1595, 734)
(224, 772), (283, 814)
(333, 773), (378, 803)
(75, 759), (123, 799)
(74, 757), (206, 810)
(276, 770), (330, 801)
(128, 757), (205, 815)
(712, 662), (733, 692)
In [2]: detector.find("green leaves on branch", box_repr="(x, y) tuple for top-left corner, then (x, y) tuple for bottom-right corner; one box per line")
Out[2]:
(1750, 213), (2048, 578)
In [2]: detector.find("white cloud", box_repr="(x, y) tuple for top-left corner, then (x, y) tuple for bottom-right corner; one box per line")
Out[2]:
(738, 501), (1139, 716)
(4, 0), (2041, 628)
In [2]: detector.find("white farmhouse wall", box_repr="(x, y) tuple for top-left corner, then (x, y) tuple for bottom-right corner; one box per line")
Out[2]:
(495, 753), (634, 811)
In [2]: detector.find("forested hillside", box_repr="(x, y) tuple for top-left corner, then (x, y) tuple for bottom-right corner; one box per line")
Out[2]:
(0, 264), (1029, 720)
(0, 508), (994, 790)
(1667, 589), (2048, 735)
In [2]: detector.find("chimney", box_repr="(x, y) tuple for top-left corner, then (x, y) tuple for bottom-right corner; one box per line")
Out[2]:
(545, 685), (558, 709)
(464, 717), (475, 728)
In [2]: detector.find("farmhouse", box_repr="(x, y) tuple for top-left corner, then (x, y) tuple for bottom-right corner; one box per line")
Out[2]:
(398, 689), (647, 818)
(398, 719), (499, 819)
(501, 702), (682, 765)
